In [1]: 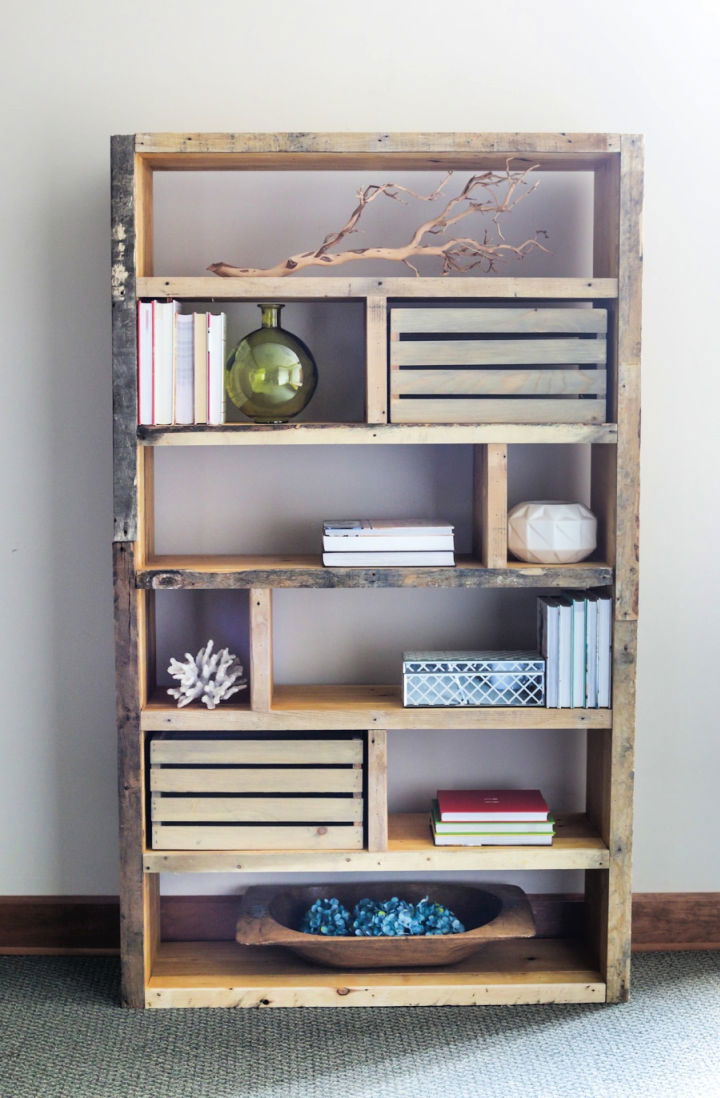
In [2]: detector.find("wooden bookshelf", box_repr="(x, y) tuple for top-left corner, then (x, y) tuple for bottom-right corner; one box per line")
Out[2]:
(112, 131), (642, 1009)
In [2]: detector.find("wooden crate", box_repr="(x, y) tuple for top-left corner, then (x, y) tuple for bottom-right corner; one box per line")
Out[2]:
(390, 306), (607, 424)
(149, 734), (365, 850)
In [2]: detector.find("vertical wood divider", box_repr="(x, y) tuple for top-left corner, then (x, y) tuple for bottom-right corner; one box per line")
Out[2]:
(474, 443), (508, 567)
(367, 729), (388, 852)
(366, 295), (388, 423)
(135, 154), (154, 279)
(250, 589), (273, 711)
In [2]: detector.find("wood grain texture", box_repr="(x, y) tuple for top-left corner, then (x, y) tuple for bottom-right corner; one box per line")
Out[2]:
(150, 736), (363, 765)
(365, 296), (388, 422)
(393, 368), (606, 397)
(135, 555), (613, 591)
(113, 542), (146, 1006)
(367, 730), (388, 852)
(475, 444), (508, 567)
(392, 339), (606, 367)
(614, 135), (643, 621)
(152, 824), (364, 851)
(391, 306), (608, 335)
(138, 276), (619, 301)
(141, 684), (613, 732)
(151, 796), (363, 823)
(250, 589), (273, 711)
(150, 767), (363, 794)
(390, 397), (605, 425)
(140, 422), (618, 446)
(145, 938), (604, 1009)
(143, 812), (608, 873)
(111, 136), (139, 543)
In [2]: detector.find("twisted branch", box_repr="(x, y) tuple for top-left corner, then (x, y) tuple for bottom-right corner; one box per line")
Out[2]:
(208, 163), (548, 278)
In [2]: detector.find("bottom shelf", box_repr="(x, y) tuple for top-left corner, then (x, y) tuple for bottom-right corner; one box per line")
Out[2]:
(146, 938), (605, 1008)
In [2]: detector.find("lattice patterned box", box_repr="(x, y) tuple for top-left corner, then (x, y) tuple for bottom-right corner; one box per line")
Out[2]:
(403, 651), (546, 707)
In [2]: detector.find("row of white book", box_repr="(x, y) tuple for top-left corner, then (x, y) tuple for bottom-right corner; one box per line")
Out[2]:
(137, 301), (227, 426)
(537, 591), (612, 708)
(321, 520), (455, 567)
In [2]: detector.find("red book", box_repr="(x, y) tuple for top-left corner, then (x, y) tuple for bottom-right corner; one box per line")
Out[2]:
(437, 789), (549, 822)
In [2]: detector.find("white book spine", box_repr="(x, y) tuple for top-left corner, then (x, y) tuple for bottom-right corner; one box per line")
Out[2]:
(538, 597), (560, 708)
(597, 597), (613, 707)
(557, 599), (573, 707)
(137, 302), (153, 425)
(571, 595), (586, 707)
(152, 301), (179, 425)
(207, 313), (227, 426)
(323, 551), (454, 567)
(585, 595), (599, 707)
(174, 314), (194, 425)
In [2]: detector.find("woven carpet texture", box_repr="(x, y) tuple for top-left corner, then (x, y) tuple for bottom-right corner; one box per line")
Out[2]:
(0, 952), (718, 1098)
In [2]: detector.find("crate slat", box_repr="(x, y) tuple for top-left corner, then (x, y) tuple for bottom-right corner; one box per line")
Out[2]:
(151, 795), (363, 823)
(390, 307), (608, 335)
(150, 767), (364, 794)
(392, 338), (606, 368)
(390, 398), (605, 424)
(152, 824), (364, 850)
(393, 368), (607, 397)
(150, 737), (363, 766)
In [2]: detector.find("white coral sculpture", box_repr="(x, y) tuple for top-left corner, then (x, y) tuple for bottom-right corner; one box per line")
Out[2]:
(167, 640), (247, 709)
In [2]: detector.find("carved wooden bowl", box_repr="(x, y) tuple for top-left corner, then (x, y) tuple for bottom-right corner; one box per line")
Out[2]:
(236, 881), (535, 968)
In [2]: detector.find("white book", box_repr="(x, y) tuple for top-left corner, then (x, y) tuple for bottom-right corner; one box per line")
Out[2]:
(537, 596), (560, 708)
(323, 534), (454, 552)
(556, 595), (573, 708)
(323, 520), (454, 538)
(193, 312), (209, 424)
(174, 314), (194, 425)
(431, 828), (553, 847)
(323, 551), (455, 567)
(207, 312), (227, 426)
(597, 596), (613, 707)
(152, 300), (180, 425)
(585, 593), (599, 707)
(137, 302), (154, 425)
(569, 593), (587, 707)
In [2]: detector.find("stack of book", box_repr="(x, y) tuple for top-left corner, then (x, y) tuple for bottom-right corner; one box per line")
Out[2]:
(322, 520), (455, 567)
(537, 591), (612, 708)
(431, 789), (554, 846)
(137, 301), (227, 426)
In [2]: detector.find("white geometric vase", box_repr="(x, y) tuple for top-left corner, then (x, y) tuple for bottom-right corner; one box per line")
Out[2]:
(507, 501), (597, 564)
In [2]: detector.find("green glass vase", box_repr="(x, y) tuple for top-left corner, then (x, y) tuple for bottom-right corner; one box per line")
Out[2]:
(225, 304), (318, 423)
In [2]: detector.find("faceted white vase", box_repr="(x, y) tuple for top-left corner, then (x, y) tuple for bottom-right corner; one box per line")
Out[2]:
(507, 501), (597, 564)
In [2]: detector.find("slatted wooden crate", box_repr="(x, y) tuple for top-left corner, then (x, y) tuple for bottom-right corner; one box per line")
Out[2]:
(149, 734), (364, 850)
(390, 306), (608, 424)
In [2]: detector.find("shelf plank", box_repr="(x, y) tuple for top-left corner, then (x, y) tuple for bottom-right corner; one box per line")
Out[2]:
(141, 685), (612, 732)
(137, 275), (618, 301)
(143, 812), (608, 873)
(146, 938), (605, 1008)
(139, 421), (618, 447)
(136, 554), (613, 591)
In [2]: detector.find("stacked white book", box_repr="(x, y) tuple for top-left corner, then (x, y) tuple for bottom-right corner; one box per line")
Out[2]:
(322, 520), (455, 567)
(537, 591), (613, 708)
(137, 301), (227, 426)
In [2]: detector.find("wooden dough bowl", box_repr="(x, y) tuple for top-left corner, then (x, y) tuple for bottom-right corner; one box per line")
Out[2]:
(236, 881), (535, 969)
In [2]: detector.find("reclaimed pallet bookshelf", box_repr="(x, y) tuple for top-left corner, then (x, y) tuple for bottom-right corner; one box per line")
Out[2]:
(112, 131), (642, 1009)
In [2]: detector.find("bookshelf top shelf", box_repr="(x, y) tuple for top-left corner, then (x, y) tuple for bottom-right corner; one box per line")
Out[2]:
(137, 276), (618, 302)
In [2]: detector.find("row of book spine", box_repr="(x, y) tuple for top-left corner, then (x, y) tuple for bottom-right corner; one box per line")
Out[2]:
(537, 591), (612, 708)
(430, 789), (554, 847)
(137, 302), (227, 426)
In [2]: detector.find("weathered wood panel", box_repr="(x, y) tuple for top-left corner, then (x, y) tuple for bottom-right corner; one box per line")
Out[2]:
(150, 768), (363, 794)
(139, 422), (618, 445)
(152, 825), (364, 851)
(391, 397), (605, 424)
(135, 555), (613, 591)
(366, 296), (388, 422)
(150, 736), (363, 765)
(394, 368), (606, 397)
(111, 136), (139, 543)
(367, 730), (388, 852)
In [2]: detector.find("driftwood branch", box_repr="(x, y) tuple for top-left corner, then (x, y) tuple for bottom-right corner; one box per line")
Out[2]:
(208, 164), (548, 278)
